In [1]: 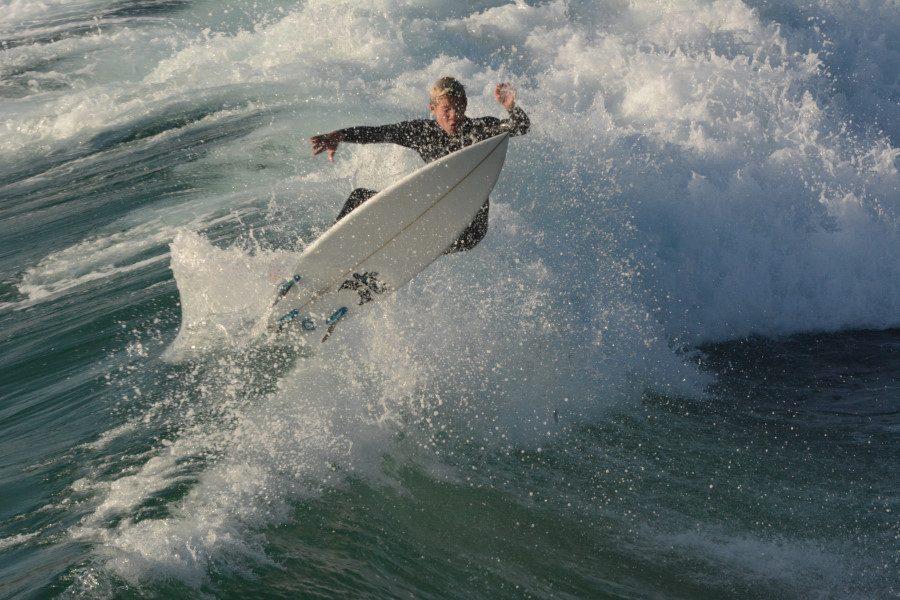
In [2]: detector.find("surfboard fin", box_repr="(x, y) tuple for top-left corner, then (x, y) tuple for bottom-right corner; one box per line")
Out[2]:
(274, 274), (302, 302)
(321, 307), (349, 342)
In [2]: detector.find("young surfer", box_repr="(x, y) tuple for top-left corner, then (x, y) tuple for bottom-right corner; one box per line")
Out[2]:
(309, 77), (530, 252)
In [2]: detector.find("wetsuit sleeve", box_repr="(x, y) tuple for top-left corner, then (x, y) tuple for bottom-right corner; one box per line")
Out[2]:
(471, 106), (531, 138)
(338, 120), (424, 148)
(501, 105), (530, 136)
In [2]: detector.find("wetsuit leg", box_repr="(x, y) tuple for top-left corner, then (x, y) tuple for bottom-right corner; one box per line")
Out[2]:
(336, 188), (378, 223)
(338, 189), (487, 253)
(445, 199), (489, 254)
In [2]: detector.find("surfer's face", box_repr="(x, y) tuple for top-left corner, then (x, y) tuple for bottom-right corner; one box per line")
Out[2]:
(430, 95), (466, 136)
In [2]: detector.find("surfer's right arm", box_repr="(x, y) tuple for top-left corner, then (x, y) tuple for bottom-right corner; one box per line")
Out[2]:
(310, 122), (423, 160)
(310, 131), (344, 161)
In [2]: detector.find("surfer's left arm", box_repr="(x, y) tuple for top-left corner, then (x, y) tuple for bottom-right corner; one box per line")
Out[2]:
(494, 83), (530, 136)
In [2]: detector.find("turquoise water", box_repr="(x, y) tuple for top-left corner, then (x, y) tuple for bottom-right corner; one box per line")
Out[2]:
(1, 1), (898, 597)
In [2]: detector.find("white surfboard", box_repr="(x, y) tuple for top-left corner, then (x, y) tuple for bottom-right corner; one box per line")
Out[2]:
(263, 132), (510, 340)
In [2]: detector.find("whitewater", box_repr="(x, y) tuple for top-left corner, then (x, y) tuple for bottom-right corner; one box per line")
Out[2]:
(0, 0), (897, 597)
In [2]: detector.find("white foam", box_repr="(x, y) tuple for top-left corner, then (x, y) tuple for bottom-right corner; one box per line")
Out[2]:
(72, 352), (368, 587)
(0, 531), (39, 551)
(79, 421), (139, 452)
(5, 0), (895, 343)
(655, 526), (852, 592)
(164, 229), (297, 358)
(0, 0), (90, 28)
(7, 223), (175, 309)
(78, 193), (708, 586)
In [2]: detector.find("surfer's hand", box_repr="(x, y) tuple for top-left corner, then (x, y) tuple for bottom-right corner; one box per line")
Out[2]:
(311, 131), (344, 161)
(495, 83), (516, 110)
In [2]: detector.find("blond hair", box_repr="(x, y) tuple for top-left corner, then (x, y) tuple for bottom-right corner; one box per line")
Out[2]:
(429, 76), (467, 106)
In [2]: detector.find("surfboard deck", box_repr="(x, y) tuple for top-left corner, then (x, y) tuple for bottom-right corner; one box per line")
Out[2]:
(261, 132), (510, 342)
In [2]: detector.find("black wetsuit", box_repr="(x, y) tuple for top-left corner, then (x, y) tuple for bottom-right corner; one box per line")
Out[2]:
(335, 105), (530, 252)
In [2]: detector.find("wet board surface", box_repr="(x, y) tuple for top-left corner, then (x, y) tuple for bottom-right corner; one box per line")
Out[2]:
(263, 132), (510, 341)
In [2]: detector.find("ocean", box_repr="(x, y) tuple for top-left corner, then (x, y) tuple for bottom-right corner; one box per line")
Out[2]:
(0, 0), (897, 597)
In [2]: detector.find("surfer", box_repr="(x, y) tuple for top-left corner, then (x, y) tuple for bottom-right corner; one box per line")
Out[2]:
(309, 77), (530, 252)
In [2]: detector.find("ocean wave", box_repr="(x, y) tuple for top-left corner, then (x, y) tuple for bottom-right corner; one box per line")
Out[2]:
(1, 0), (895, 590)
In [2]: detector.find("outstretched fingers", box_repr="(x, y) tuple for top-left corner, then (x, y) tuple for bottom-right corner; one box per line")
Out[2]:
(310, 133), (340, 161)
(310, 135), (324, 155)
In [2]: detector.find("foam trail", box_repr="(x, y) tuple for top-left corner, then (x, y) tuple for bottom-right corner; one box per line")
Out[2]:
(0, 532), (39, 552)
(77, 194), (706, 586)
(7, 225), (174, 308)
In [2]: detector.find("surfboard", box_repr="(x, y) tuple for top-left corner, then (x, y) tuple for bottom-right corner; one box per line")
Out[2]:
(263, 132), (510, 341)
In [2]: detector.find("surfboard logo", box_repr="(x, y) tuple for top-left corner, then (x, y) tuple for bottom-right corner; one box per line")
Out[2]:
(339, 272), (386, 305)
(276, 308), (317, 332)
